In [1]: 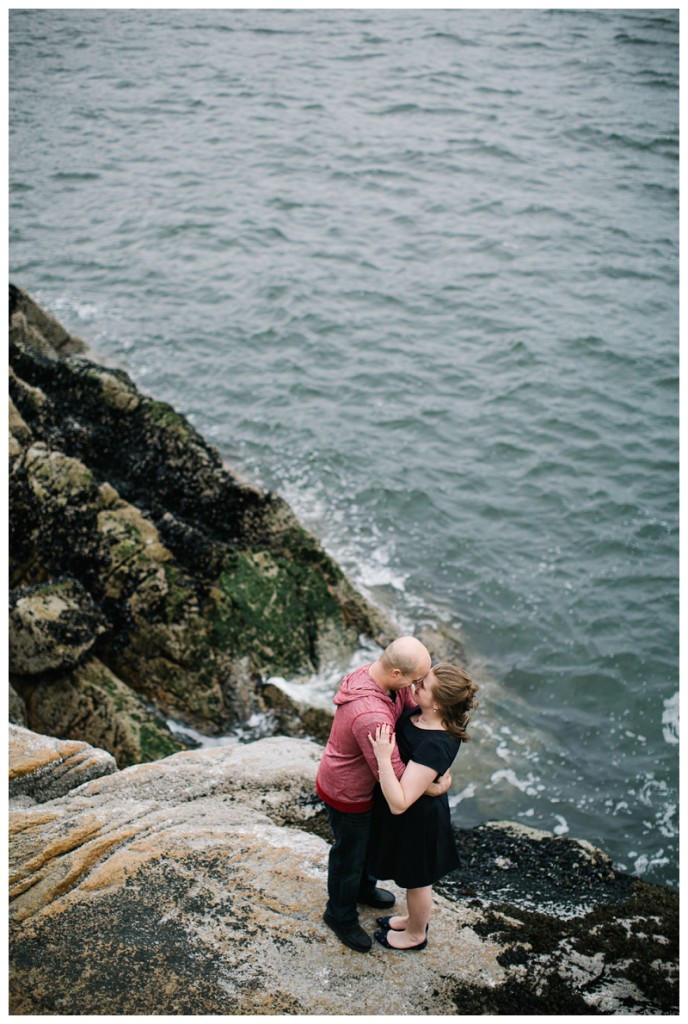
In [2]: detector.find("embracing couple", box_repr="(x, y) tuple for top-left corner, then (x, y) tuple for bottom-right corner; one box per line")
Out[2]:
(316, 636), (478, 953)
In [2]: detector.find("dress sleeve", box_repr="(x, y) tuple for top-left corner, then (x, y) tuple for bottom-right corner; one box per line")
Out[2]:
(411, 733), (461, 776)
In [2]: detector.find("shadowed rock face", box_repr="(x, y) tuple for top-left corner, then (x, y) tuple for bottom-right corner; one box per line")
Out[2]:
(9, 286), (394, 764)
(9, 578), (106, 675)
(8, 726), (678, 1016)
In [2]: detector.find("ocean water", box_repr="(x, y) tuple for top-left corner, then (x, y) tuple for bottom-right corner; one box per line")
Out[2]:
(9, 8), (678, 888)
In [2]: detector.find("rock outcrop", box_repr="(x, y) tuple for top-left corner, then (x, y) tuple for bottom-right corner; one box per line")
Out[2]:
(9, 723), (117, 802)
(9, 726), (678, 1016)
(9, 578), (106, 675)
(8, 288), (678, 1014)
(9, 285), (395, 765)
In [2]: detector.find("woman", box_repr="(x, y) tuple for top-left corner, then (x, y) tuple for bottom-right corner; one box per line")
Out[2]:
(367, 662), (478, 951)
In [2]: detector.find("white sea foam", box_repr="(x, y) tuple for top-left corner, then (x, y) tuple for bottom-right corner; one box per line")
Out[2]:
(50, 294), (100, 322)
(495, 738), (511, 762)
(661, 691), (679, 745)
(278, 479), (409, 597)
(489, 768), (542, 797)
(552, 814), (569, 836)
(655, 802), (677, 840)
(449, 782), (477, 808)
(166, 718), (236, 747)
(267, 638), (382, 711)
(166, 711), (278, 746)
(266, 675), (337, 711)
(357, 545), (408, 592)
(632, 850), (670, 877)
(634, 774), (669, 807)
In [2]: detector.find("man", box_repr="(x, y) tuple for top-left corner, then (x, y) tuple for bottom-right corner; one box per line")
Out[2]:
(316, 636), (451, 952)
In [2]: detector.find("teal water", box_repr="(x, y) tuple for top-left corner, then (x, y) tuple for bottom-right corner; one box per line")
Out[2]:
(9, 8), (678, 887)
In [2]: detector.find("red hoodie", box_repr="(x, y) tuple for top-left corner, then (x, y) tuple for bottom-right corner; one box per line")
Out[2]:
(315, 664), (418, 813)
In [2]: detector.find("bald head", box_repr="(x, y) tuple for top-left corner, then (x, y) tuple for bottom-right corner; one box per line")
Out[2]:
(371, 635), (432, 691)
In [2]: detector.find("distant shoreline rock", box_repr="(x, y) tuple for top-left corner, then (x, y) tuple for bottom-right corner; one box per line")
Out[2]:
(9, 725), (678, 1015)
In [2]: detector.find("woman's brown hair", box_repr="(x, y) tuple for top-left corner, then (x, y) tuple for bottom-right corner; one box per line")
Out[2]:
(430, 662), (478, 741)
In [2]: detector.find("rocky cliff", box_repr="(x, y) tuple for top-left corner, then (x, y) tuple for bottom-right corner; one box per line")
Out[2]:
(9, 285), (394, 764)
(7, 288), (678, 1015)
(9, 725), (678, 1015)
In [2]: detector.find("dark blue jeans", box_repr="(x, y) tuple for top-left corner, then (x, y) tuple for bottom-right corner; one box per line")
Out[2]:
(325, 804), (378, 926)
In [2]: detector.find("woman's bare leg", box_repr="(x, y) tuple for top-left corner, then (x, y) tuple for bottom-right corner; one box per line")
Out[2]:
(383, 886), (431, 948)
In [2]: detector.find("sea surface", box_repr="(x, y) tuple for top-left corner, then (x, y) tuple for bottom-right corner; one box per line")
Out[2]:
(9, 8), (679, 888)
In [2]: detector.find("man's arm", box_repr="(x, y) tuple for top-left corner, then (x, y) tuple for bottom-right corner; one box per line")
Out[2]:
(425, 771), (451, 797)
(351, 710), (406, 780)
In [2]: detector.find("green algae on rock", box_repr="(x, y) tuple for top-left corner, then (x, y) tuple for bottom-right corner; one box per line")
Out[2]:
(20, 658), (185, 766)
(9, 285), (394, 764)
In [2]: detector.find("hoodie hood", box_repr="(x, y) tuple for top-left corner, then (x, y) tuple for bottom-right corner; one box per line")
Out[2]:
(333, 664), (391, 706)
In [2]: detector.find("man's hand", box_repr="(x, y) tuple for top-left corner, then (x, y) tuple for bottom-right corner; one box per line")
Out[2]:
(424, 771), (451, 797)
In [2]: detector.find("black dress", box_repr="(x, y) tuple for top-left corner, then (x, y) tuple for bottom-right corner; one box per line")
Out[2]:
(368, 706), (461, 889)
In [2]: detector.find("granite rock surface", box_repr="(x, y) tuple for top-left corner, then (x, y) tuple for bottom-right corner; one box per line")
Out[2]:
(9, 726), (678, 1016)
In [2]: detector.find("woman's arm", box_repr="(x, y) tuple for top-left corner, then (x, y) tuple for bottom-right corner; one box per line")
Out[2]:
(368, 723), (437, 815)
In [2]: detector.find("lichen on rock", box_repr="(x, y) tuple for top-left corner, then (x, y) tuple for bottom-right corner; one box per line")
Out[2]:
(9, 723), (117, 802)
(9, 577), (106, 675)
(20, 657), (186, 766)
(8, 728), (505, 1015)
(8, 726), (678, 1016)
(8, 285), (395, 762)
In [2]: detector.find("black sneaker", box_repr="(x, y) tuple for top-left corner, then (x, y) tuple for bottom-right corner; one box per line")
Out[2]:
(358, 886), (395, 909)
(323, 912), (372, 952)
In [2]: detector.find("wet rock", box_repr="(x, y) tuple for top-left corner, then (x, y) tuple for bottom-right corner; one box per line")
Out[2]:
(9, 684), (27, 726)
(434, 821), (678, 1014)
(416, 620), (467, 662)
(9, 578), (106, 675)
(18, 657), (187, 767)
(441, 820), (623, 912)
(9, 283), (86, 355)
(8, 391), (33, 445)
(8, 284), (395, 752)
(260, 679), (335, 744)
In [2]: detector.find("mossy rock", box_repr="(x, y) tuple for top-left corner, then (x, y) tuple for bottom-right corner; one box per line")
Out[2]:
(19, 657), (187, 767)
(212, 548), (355, 675)
(8, 284), (396, 741)
(9, 578), (106, 675)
